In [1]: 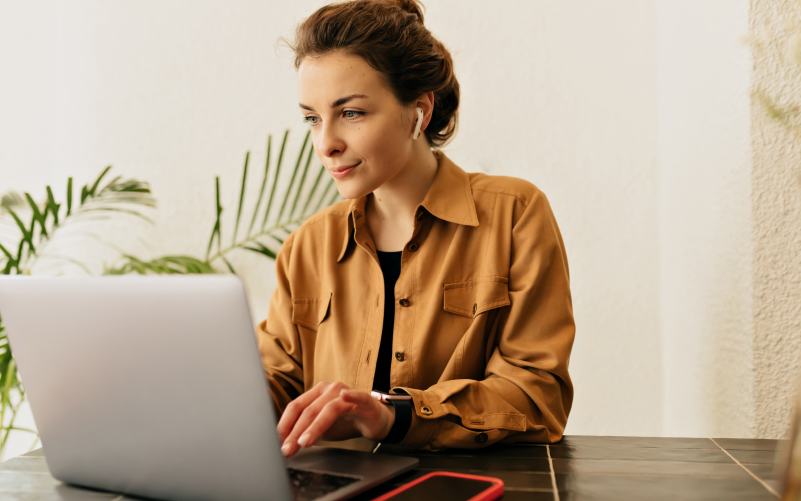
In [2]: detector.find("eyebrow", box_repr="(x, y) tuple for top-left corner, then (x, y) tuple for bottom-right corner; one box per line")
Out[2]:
(299, 94), (369, 111)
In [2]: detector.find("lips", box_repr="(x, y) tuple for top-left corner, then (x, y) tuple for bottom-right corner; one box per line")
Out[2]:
(330, 161), (360, 179)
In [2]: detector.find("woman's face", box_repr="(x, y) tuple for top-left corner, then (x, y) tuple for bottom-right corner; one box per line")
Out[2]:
(297, 51), (419, 200)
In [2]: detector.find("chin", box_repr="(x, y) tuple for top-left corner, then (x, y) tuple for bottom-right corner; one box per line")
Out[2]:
(332, 180), (371, 201)
(334, 179), (375, 200)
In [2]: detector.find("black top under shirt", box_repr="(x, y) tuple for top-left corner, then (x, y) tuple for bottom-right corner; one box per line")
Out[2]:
(373, 249), (412, 444)
(373, 250), (403, 393)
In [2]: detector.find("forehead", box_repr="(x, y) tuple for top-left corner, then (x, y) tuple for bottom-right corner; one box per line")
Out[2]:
(297, 52), (390, 104)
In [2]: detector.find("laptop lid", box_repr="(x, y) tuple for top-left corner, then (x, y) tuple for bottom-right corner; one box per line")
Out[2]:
(0, 275), (292, 501)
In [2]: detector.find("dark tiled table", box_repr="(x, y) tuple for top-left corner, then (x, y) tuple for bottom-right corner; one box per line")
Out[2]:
(0, 436), (784, 500)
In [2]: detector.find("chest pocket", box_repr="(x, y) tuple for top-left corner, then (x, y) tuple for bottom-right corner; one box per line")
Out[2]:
(443, 278), (510, 318)
(292, 292), (332, 331)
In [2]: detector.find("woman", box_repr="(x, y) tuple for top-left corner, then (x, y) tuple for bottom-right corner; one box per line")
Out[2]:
(257, 0), (575, 457)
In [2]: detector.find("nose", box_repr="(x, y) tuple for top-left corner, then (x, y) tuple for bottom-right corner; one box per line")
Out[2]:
(316, 122), (346, 159)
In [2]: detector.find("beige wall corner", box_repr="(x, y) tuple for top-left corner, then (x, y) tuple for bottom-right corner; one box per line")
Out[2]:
(750, 0), (801, 439)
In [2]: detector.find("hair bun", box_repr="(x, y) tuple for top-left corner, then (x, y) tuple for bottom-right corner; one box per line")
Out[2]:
(385, 0), (425, 24)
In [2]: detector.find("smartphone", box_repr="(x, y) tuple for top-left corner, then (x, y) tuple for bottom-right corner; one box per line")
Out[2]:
(371, 471), (503, 501)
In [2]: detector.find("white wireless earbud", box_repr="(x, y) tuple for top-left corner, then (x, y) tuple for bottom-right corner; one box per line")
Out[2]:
(412, 107), (424, 140)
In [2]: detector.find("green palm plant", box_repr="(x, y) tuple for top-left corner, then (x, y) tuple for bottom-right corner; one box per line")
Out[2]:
(108, 129), (341, 274)
(0, 168), (155, 459)
(0, 128), (338, 460)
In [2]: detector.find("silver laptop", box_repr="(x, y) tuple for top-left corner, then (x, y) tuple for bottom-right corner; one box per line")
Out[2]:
(0, 275), (417, 501)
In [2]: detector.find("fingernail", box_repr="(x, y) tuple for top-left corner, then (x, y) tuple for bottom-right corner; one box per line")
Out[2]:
(298, 433), (310, 447)
(281, 443), (291, 456)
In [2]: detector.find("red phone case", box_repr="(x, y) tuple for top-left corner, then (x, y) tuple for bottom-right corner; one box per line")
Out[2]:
(370, 471), (504, 501)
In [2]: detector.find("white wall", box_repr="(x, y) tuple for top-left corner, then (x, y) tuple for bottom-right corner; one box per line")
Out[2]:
(657, 0), (754, 438)
(0, 0), (666, 444)
(429, 1), (663, 437)
(3, 0), (787, 457)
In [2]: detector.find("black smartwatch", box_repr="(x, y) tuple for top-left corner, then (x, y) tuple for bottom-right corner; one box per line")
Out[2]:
(370, 391), (413, 444)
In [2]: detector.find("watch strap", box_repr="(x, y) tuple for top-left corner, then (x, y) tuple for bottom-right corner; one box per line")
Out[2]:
(382, 398), (412, 444)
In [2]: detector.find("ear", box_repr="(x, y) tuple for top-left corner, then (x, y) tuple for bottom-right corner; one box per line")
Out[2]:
(415, 91), (435, 132)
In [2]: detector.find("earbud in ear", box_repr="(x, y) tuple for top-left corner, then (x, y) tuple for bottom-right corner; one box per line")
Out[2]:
(412, 107), (424, 140)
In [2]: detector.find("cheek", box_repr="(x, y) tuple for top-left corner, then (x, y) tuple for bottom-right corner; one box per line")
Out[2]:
(357, 118), (407, 162)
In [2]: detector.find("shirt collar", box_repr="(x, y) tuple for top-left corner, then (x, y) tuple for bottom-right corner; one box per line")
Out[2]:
(337, 151), (478, 262)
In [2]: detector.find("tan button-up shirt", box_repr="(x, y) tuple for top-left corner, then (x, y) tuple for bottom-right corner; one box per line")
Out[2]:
(257, 151), (575, 450)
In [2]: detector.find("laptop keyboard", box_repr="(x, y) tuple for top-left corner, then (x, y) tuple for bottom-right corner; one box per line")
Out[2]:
(288, 467), (360, 501)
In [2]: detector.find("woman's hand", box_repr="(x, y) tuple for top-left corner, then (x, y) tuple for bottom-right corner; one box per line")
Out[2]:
(276, 381), (396, 457)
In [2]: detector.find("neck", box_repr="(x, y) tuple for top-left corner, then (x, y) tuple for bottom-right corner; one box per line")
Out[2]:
(367, 142), (439, 222)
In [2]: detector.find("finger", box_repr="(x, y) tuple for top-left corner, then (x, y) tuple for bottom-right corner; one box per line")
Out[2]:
(277, 381), (329, 443)
(298, 398), (356, 448)
(282, 383), (346, 456)
(340, 389), (376, 407)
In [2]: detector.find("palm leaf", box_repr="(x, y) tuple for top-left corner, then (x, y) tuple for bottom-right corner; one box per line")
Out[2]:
(205, 177), (222, 261)
(0, 166), (155, 276)
(6, 209), (33, 256)
(84, 166), (112, 202)
(0, 243), (12, 261)
(24, 193), (46, 239)
(232, 151), (250, 245)
(66, 178), (73, 216)
(45, 187), (60, 227)
(206, 129), (340, 264)
(74, 206), (155, 225)
(221, 256), (236, 274)
(261, 130), (290, 230)
(243, 241), (277, 259)
(291, 144), (315, 220)
(0, 165), (153, 458)
(301, 166), (327, 217)
(0, 193), (25, 214)
(141, 129), (339, 274)
(106, 255), (216, 275)
(276, 130), (310, 224)
(34, 254), (92, 275)
(247, 134), (272, 237)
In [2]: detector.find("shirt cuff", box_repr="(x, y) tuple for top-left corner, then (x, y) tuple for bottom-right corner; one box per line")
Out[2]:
(392, 387), (443, 449)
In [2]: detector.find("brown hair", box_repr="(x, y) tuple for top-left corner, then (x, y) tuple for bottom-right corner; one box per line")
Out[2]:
(285, 0), (459, 148)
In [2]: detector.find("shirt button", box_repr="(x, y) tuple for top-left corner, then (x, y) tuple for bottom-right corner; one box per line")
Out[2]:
(472, 303), (477, 316)
(395, 352), (405, 361)
(407, 242), (419, 252)
(399, 298), (410, 307)
(475, 432), (488, 443)
(421, 406), (433, 415)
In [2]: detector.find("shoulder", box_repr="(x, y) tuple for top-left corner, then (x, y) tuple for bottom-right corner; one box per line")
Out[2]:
(467, 171), (544, 209)
(277, 198), (350, 260)
(298, 198), (351, 232)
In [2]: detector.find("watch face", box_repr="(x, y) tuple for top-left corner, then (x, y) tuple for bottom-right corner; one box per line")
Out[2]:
(370, 391), (412, 403)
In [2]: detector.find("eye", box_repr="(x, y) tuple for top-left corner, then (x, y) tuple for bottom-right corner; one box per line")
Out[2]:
(302, 116), (319, 126)
(343, 110), (365, 120)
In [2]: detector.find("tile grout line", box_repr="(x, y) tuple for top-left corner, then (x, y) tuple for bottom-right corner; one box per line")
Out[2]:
(709, 438), (778, 497)
(546, 444), (560, 501)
